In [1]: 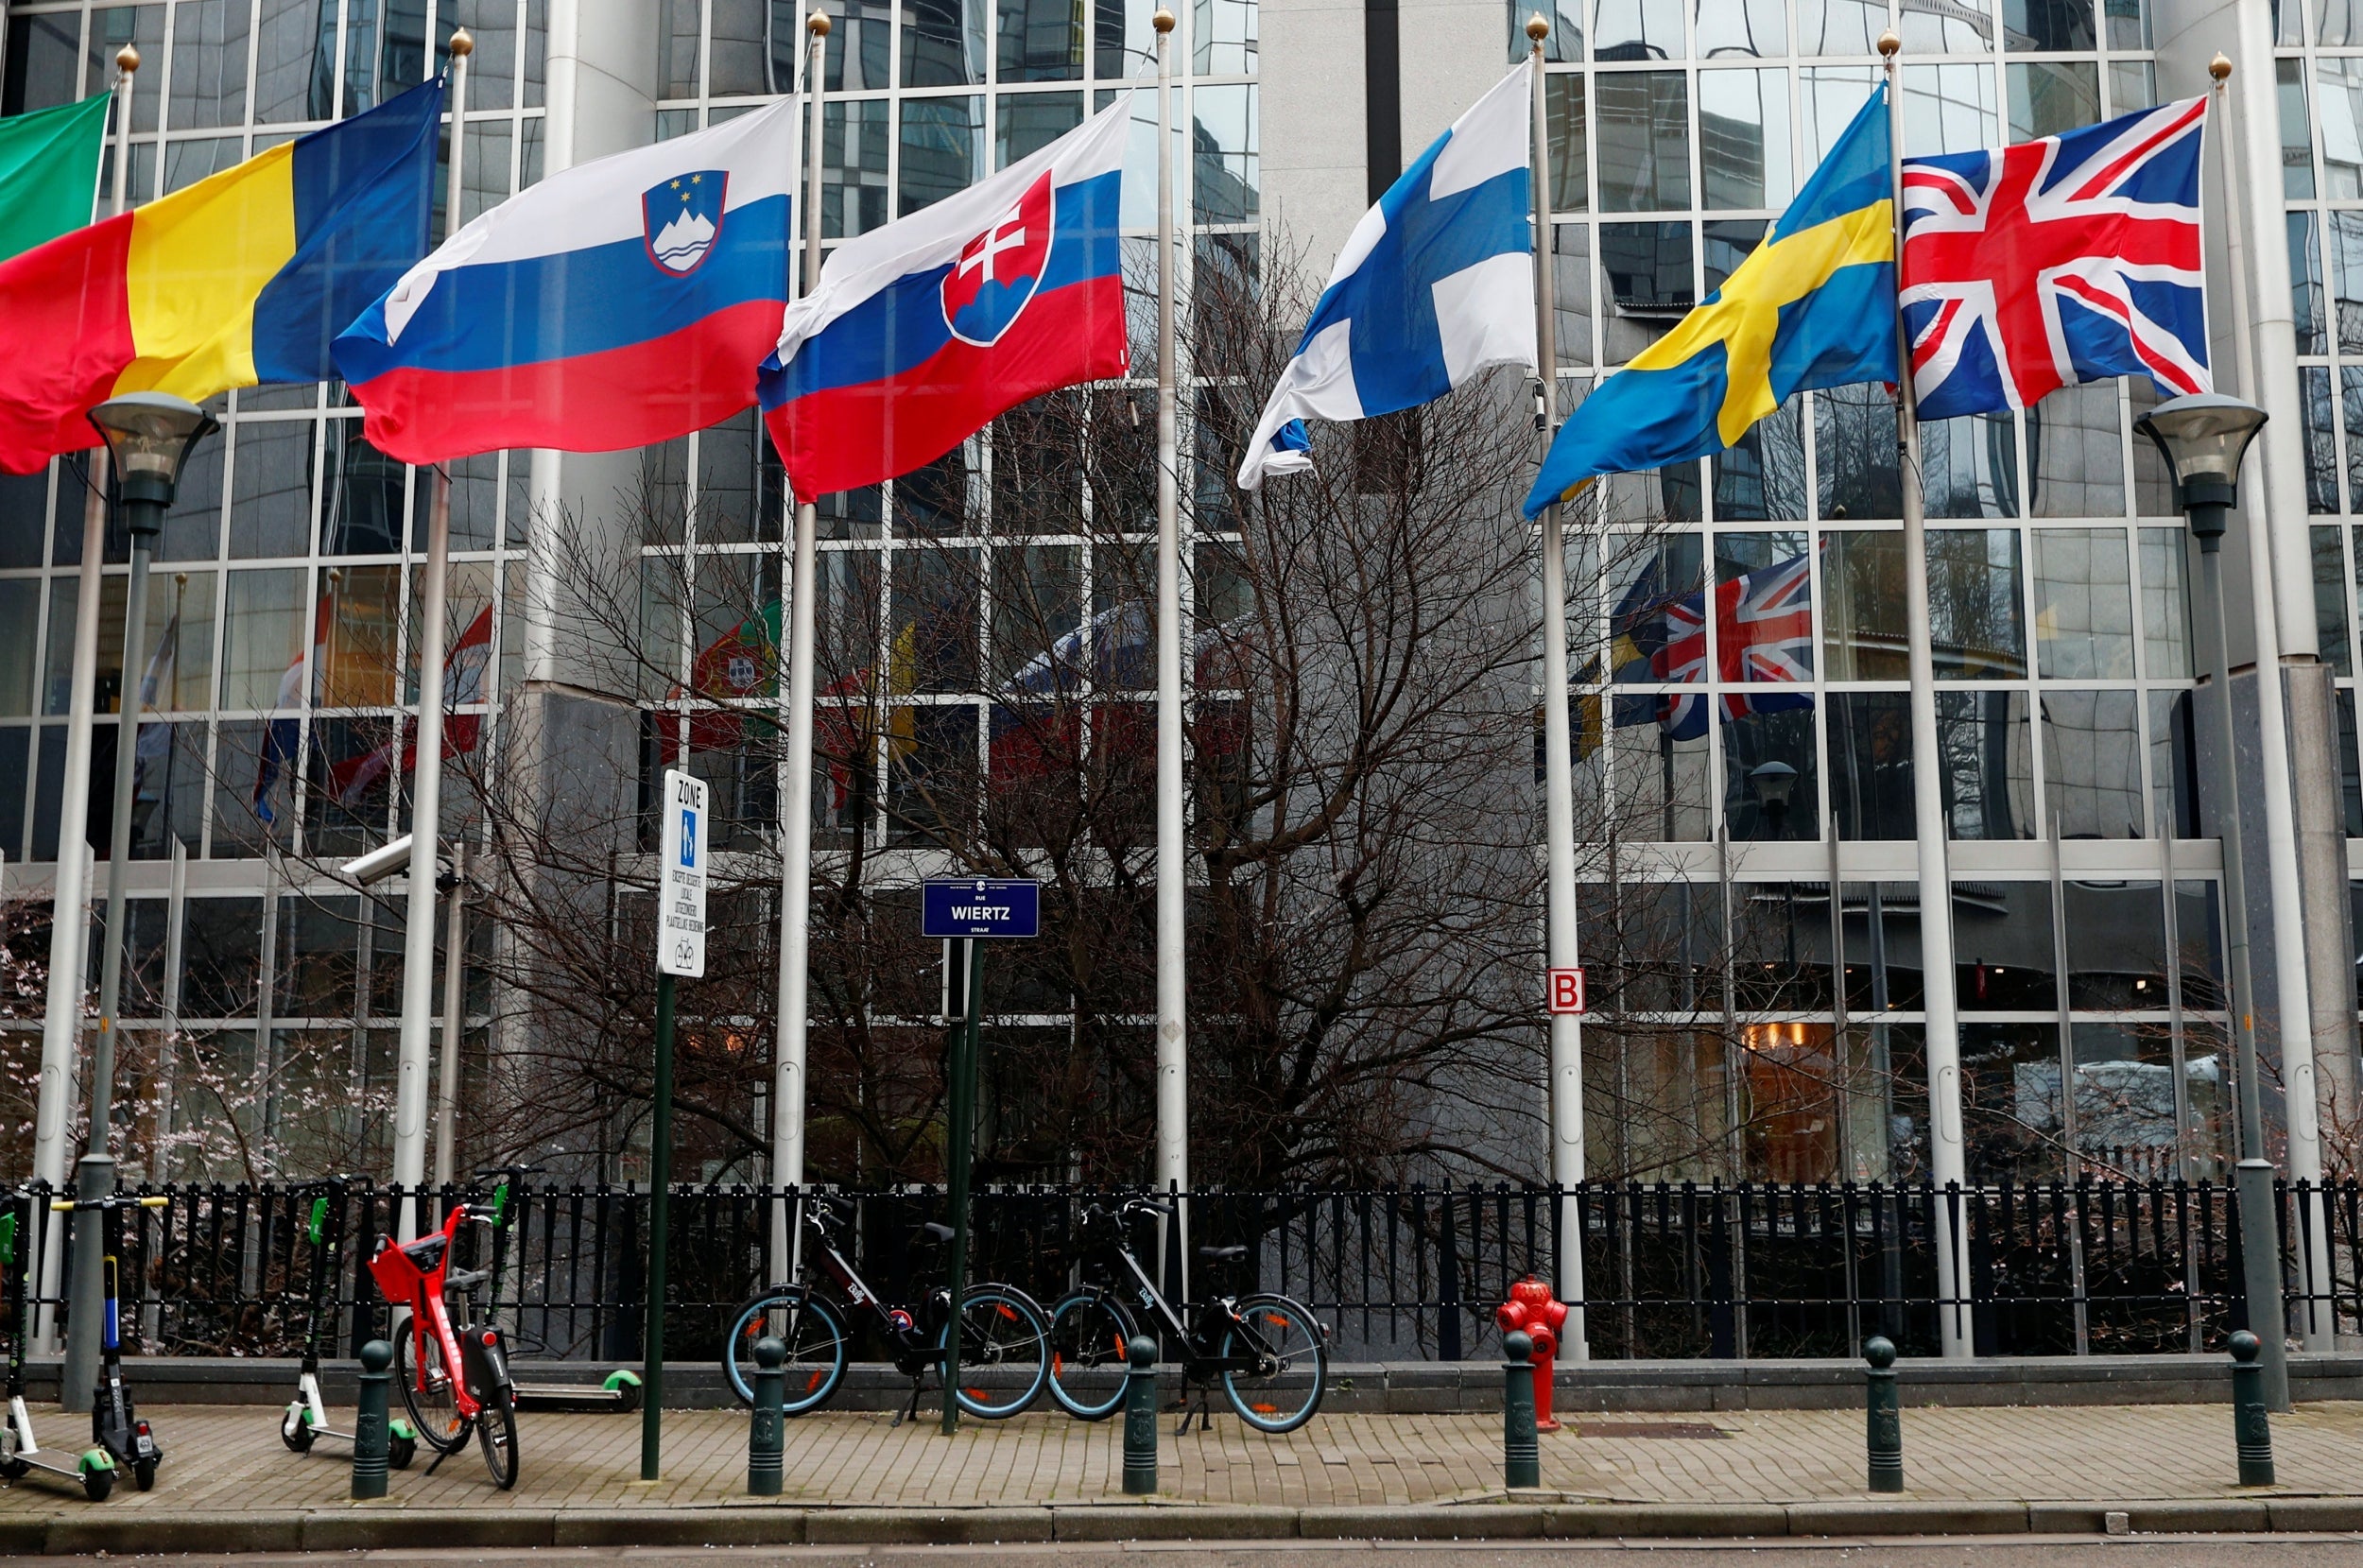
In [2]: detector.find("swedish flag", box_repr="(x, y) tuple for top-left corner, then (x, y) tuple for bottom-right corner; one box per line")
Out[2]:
(1524, 86), (1897, 518)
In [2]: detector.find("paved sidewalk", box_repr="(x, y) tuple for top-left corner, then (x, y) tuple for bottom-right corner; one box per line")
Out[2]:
(7, 1401), (2363, 1550)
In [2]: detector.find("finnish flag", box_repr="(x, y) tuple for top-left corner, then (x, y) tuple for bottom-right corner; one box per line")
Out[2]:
(1236, 61), (1537, 491)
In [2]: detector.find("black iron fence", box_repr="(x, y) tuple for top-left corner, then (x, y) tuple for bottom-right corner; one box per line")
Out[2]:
(5, 1178), (2356, 1364)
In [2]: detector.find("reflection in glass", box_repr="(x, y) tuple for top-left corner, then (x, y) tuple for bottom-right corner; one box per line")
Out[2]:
(220, 569), (307, 712)
(2319, 526), (2354, 677)
(2027, 385), (2124, 521)
(2344, 369), (2363, 514)
(1193, 0), (1255, 73)
(999, 91), (1083, 166)
(231, 422), (317, 560)
(1599, 220), (1693, 363)
(1795, 0), (1885, 54)
(2005, 0), (2096, 50)
(904, 0), (987, 85)
(1595, 0), (1682, 57)
(1906, 0), (1992, 49)
(1610, 720), (1713, 838)
(2138, 526), (2190, 676)
(1595, 72), (1690, 211)
(2148, 688), (2197, 836)
(1957, 883), (2058, 1007)
(1960, 1020), (2061, 1181)
(824, 98), (892, 237)
(1922, 412), (2019, 519)
(2294, 211), (2327, 356)
(2305, 365), (2338, 514)
(2106, 59), (2155, 113)
(1936, 690), (2034, 837)
(1699, 69), (1792, 209)
(2174, 879), (2223, 1008)
(2032, 529), (2133, 680)
(2042, 689), (2142, 838)
(1737, 1021), (1841, 1180)
(1722, 706), (1817, 840)
(1822, 531), (1905, 679)
(1828, 691), (1913, 838)
(1554, 224), (1595, 365)
(899, 95), (984, 215)
(1815, 386), (1899, 520)
(1545, 76), (1588, 213)
(1903, 62), (1998, 158)
(2070, 1021), (2179, 1179)
(2284, 59), (2318, 198)
(1713, 393), (1804, 520)
(1929, 528), (2027, 679)
(1192, 84), (1258, 223)
(2009, 60), (2100, 141)
(1514, 0), (1585, 60)
(1697, 0), (1785, 54)
(1000, 0), (1084, 78)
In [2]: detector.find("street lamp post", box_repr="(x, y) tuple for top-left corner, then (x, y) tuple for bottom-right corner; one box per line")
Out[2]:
(63, 393), (217, 1412)
(2134, 391), (2289, 1412)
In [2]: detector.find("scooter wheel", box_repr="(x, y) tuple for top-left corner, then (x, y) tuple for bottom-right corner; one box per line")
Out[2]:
(389, 1434), (417, 1471)
(0, 1455), (27, 1481)
(280, 1407), (314, 1453)
(133, 1458), (157, 1492)
(81, 1467), (112, 1502)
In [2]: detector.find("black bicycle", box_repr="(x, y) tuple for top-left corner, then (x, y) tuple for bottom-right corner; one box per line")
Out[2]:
(721, 1197), (1049, 1422)
(1044, 1198), (1328, 1434)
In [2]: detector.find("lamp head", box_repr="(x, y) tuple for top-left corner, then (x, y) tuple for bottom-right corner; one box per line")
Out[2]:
(1749, 759), (1799, 814)
(2134, 392), (2266, 527)
(88, 393), (217, 516)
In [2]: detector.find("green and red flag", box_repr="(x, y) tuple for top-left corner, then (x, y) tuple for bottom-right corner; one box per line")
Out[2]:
(0, 94), (110, 262)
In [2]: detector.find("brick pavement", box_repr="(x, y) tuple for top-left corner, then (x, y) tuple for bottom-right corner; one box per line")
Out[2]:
(7, 1400), (2363, 1519)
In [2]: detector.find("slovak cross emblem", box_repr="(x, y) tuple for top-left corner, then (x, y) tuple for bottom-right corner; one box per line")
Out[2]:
(942, 171), (1055, 347)
(644, 171), (728, 276)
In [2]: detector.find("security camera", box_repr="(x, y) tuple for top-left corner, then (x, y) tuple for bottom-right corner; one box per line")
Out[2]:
(341, 834), (416, 887)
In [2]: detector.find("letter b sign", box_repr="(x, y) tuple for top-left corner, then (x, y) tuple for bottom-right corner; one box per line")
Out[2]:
(1547, 967), (1586, 1016)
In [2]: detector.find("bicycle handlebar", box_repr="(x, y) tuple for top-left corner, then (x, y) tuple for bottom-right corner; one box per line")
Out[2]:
(51, 1195), (170, 1213)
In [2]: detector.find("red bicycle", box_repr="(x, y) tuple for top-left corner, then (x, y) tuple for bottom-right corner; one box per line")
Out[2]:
(368, 1198), (519, 1489)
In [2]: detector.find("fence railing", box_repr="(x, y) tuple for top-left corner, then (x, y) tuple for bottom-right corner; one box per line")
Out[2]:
(5, 1178), (2354, 1363)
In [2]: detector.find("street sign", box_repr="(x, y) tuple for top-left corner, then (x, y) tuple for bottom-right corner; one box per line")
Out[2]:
(922, 878), (1041, 939)
(658, 769), (707, 978)
(1547, 967), (1586, 1015)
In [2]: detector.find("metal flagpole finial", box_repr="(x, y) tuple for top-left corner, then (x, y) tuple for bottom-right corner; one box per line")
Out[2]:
(809, 9), (832, 36)
(1876, 27), (1900, 57)
(115, 43), (140, 76)
(449, 26), (474, 57)
(2211, 51), (2233, 81)
(1526, 12), (1550, 42)
(1152, 8), (1176, 33)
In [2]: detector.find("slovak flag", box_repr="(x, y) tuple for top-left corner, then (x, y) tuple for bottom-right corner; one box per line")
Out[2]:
(335, 97), (799, 462)
(758, 96), (1129, 501)
(1901, 97), (2211, 419)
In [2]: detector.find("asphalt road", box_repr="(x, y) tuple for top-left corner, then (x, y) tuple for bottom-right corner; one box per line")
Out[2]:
(14, 1536), (2363, 1566)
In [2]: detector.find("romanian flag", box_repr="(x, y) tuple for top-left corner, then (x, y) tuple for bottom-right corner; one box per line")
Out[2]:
(0, 78), (442, 475)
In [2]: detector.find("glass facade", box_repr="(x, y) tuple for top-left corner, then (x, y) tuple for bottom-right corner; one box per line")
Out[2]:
(1537, 0), (2229, 1184)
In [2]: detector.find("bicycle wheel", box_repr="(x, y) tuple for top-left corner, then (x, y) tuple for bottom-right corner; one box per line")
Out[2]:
(723, 1288), (850, 1415)
(1219, 1293), (1326, 1435)
(940, 1284), (1048, 1419)
(394, 1319), (471, 1455)
(475, 1388), (519, 1490)
(1044, 1291), (1136, 1421)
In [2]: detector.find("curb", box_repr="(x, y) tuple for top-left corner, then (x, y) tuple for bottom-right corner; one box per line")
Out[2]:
(4, 1496), (2359, 1555)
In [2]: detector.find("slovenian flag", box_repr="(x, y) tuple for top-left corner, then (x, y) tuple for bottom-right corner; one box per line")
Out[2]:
(757, 96), (1129, 501)
(0, 79), (441, 475)
(336, 97), (799, 463)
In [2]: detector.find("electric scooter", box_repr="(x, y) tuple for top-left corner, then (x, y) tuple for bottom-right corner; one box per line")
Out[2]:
(50, 1192), (167, 1490)
(0, 1187), (116, 1501)
(478, 1169), (641, 1414)
(279, 1180), (417, 1468)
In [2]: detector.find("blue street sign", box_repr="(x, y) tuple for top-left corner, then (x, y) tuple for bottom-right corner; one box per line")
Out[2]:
(923, 879), (1041, 939)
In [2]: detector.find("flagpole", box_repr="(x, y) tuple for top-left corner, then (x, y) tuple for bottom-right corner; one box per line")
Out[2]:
(31, 42), (137, 1355)
(1150, 3), (1191, 1281)
(772, 6), (829, 1284)
(1524, 16), (1588, 1353)
(1879, 31), (1972, 1359)
(390, 28), (470, 1241)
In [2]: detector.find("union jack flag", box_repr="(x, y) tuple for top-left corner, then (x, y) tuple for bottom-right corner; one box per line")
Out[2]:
(1630, 553), (1815, 742)
(1900, 97), (2211, 421)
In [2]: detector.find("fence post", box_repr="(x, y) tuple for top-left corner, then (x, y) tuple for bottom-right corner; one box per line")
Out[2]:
(748, 1335), (785, 1496)
(1123, 1332), (1160, 1495)
(2230, 1330), (2275, 1486)
(351, 1339), (391, 1501)
(1502, 1328), (1540, 1489)
(1864, 1335), (1903, 1493)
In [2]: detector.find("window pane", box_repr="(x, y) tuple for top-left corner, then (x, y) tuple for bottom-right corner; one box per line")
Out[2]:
(823, 97), (892, 239)
(1907, 0), (1992, 49)
(1961, 1018), (2062, 1180)
(2106, 59), (2155, 114)
(2149, 688), (2197, 836)
(1518, 0), (1584, 60)
(1815, 385), (1900, 521)
(1545, 72), (1588, 214)
(1596, 0), (1682, 57)
(1797, 0), (1885, 54)
(143, 568), (216, 714)
(1611, 718), (1714, 838)
(1930, 529), (2027, 679)
(167, 0), (251, 129)
(1699, 67), (1792, 211)
(2008, 60), (2099, 142)
(2032, 528), (2133, 680)
(3, 14), (83, 114)
(1828, 691), (1914, 838)
(2005, 0), (2096, 49)
(1604, 531), (1703, 685)
(2320, 525), (2354, 676)
(1958, 885), (2057, 1007)
(1713, 392), (1805, 520)
(2294, 211), (2328, 355)
(0, 581), (38, 715)
(2326, 0), (2363, 43)
(1921, 411), (2020, 519)
(2027, 383), (2124, 520)
(230, 422), (316, 560)
(2346, 368), (2363, 514)
(904, 0), (987, 85)
(2041, 688), (2143, 838)
(1936, 690), (2035, 837)
(2285, 59), (2319, 198)
(2070, 1021), (2176, 1178)
(1595, 71), (1689, 212)
(2305, 364), (2339, 514)
(1553, 222), (1594, 366)
(221, 568), (306, 711)
(1823, 530), (1906, 679)
(1192, 83), (1257, 223)
(1903, 63), (1998, 158)
(899, 95), (984, 215)
(1723, 705), (1819, 841)
(1000, 0), (1083, 79)
(997, 90), (1082, 166)
(1697, 0), (1784, 54)
(823, 0), (892, 88)
(1192, 0), (1254, 72)
(1599, 219), (1692, 362)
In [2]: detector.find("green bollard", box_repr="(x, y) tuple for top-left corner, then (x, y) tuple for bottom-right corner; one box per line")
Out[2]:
(1122, 1332), (1160, 1495)
(351, 1339), (392, 1501)
(2230, 1330), (2275, 1486)
(748, 1335), (785, 1496)
(1864, 1335), (1904, 1493)
(1502, 1329), (1540, 1489)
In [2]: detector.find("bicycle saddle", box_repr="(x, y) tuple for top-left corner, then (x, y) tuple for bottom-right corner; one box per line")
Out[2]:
(1197, 1244), (1248, 1262)
(400, 1234), (448, 1268)
(917, 1221), (955, 1244)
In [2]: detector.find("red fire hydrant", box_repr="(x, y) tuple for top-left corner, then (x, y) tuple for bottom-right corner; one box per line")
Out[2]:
(1494, 1276), (1567, 1433)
